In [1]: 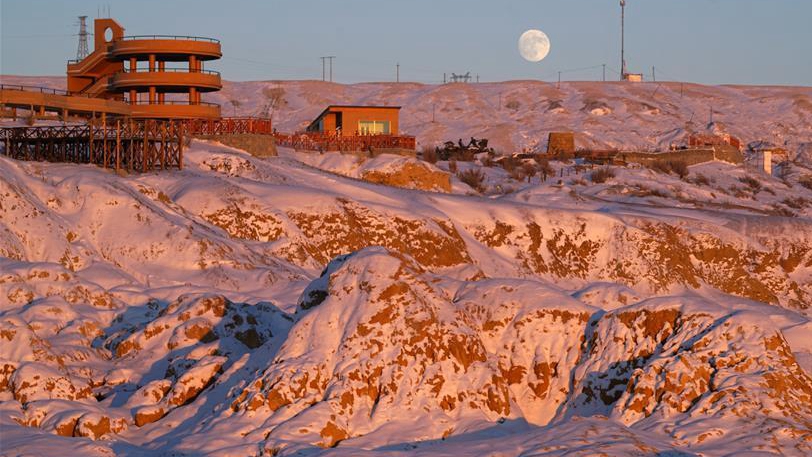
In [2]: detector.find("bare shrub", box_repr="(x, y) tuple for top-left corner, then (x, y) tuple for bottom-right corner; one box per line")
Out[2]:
(798, 175), (812, 190)
(692, 173), (712, 186)
(421, 146), (438, 164)
(509, 167), (526, 182)
(669, 160), (689, 179)
(522, 162), (538, 182)
(536, 157), (555, 181)
(448, 159), (458, 173)
(738, 176), (762, 193)
(651, 160), (671, 174)
(505, 100), (520, 110)
(501, 157), (521, 173)
(458, 168), (486, 192)
(783, 196), (810, 209)
(590, 167), (615, 184)
(650, 159), (689, 179)
(571, 177), (587, 186)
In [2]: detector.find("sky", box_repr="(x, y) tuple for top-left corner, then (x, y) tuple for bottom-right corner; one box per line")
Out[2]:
(1, 0), (810, 86)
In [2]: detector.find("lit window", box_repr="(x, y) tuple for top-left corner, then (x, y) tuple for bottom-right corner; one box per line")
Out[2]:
(358, 120), (390, 135)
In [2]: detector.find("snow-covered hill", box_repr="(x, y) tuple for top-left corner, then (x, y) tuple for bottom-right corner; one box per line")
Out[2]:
(3, 75), (811, 155)
(1, 136), (811, 455)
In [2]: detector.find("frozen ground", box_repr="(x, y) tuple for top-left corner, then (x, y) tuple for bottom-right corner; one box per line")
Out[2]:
(1, 77), (811, 456)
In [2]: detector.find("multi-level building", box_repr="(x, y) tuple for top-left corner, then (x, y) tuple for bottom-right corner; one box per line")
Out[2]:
(67, 17), (222, 118)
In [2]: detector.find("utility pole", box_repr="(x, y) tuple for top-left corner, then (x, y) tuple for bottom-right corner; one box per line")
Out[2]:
(443, 73), (446, 84)
(327, 56), (335, 82)
(557, 71), (561, 89)
(476, 73), (479, 83)
(652, 66), (656, 82)
(76, 16), (89, 60)
(320, 56), (335, 82)
(396, 63), (400, 83)
(620, 0), (627, 80)
(602, 63), (606, 82)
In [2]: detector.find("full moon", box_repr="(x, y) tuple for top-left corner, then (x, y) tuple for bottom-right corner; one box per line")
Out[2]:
(518, 29), (551, 62)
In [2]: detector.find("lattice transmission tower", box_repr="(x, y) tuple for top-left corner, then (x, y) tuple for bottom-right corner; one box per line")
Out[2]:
(76, 16), (89, 60)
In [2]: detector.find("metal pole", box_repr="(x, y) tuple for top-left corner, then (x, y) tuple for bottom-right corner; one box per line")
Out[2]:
(652, 66), (656, 82)
(620, 0), (626, 80)
(558, 71), (561, 89)
(396, 63), (400, 83)
(327, 56), (335, 82)
(320, 57), (326, 81)
(602, 64), (606, 82)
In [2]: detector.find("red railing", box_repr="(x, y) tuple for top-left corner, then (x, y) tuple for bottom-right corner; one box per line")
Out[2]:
(273, 132), (416, 152)
(182, 117), (273, 135)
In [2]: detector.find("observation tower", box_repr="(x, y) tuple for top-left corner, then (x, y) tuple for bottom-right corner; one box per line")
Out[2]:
(67, 17), (222, 118)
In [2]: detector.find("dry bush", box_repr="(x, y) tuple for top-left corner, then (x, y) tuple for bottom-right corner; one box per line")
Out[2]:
(739, 176), (762, 192)
(481, 155), (494, 167)
(505, 100), (520, 110)
(448, 159), (458, 173)
(509, 167), (526, 182)
(798, 175), (812, 190)
(691, 173), (712, 186)
(458, 168), (486, 192)
(421, 146), (438, 164)
(631, 184), (668, 198)
(501, 157), (521, 173)
(522, 163), (538, 182)
(536, 157), (555, 181)
(771, 204), (797, 217)
(783, 196), (810, 209)
(650, 159), (689, 179)
(590, 167), (615, 184)
(670, 160), (689, 179)
(571, 177), (587, 186)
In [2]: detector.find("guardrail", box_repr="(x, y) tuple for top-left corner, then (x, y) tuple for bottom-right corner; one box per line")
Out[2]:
(183, 117), (273, 135)
(119, 68), (220, 75)
(129, 100), (220, 107)
(0, 84), (99, 99)
(120, 35), (220, 43)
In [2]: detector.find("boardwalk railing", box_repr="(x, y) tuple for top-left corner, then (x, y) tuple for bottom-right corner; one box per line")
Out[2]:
(0, 120), (184, 172)
(183, 117), (273, 135)
(273, 132), (416, 152)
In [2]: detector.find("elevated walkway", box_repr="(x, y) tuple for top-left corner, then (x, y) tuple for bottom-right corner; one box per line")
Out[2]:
(0, 85), (130, 117)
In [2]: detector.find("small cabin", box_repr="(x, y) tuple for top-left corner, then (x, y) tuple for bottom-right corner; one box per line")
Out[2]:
(306, 105), (400, 136)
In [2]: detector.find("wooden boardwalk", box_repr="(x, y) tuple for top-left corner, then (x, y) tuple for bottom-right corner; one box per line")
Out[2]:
(0, 120), (184, 172)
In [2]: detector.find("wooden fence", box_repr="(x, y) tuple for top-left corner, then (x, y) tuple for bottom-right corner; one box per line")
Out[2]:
(183, 117), (273, 136)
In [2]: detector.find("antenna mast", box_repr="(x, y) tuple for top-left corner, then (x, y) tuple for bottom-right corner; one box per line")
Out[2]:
(76, 16), (89, 60)
(620, 0), (626, 80)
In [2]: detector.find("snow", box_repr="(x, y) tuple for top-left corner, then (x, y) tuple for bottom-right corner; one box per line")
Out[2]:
(1, 77), (811, 456)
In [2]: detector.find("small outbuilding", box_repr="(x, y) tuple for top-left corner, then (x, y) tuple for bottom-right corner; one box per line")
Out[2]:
(306, 105), (400, 136)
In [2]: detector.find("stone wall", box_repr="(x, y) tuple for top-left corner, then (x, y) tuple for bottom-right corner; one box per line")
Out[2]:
(196, 134), (278, 158)
(617, 146), (743, 166)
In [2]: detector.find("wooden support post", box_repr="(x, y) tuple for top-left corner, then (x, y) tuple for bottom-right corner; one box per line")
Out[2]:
(89, 116), (94, 163)
(102, 117), (107, 167)
(178, 121), (184, 170)
(160, 122), (166, 170)
(115, 120), (121, 171)
(143, 119), (149, 172)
